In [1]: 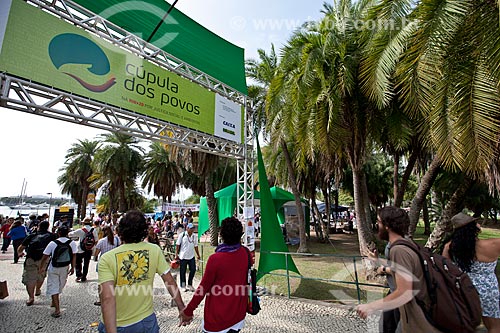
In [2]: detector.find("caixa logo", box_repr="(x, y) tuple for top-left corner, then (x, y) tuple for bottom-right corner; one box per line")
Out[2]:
(48, 33), (116, 93)
(223, 121), (236, 129)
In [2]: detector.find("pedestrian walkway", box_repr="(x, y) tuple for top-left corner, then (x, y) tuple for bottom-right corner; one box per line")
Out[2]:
(0, 246), (376, 333)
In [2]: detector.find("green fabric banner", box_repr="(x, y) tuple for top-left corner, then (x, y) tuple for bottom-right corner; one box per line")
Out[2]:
(256, 139), (300, 280)
(73, 0), (247, 95)
(198, 197), (209, 239)
(198, 183), (261, 239)
(0, 0), (244, 143)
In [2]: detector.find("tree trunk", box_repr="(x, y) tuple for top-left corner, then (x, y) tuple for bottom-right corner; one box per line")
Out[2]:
(423, 199), (431, 235)
(311, 198), (324, 241)
(321, 186), (330, 239)
(281, 140), (308, 253)
(205, 175), (219, 247)
(361, 171), (374, 231)
(353, 168), (374, 256)
(394, 149), (418, 208)
(408, 156), (441, 238)
(393, 153), (400, 205)
(425, 178), (472, 251)
(119, 180), (127, 213)
(80, 187), (89, 220)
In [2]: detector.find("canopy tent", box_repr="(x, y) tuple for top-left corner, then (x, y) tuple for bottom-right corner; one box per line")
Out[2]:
(270, 187), (310, 236)
(317, 203), (349, 213)
(74, 0), (247, 94)
(198, 183), (260, 237)
(198, 184), (310, 238)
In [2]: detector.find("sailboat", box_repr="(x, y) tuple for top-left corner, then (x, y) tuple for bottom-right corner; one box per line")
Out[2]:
(9, 178), (32, 209)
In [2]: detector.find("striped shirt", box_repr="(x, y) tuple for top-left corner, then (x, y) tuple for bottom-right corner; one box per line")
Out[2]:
(95, 236), (120, 256)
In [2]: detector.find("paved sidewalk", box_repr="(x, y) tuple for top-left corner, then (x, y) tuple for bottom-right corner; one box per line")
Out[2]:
(0, 247), (376, 333)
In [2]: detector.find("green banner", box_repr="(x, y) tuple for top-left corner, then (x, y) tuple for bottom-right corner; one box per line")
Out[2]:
(256, 138), (300, 281)
(0, 0), (243, 143)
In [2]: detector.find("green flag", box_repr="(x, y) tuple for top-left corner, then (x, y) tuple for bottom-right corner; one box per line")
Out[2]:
(256, 139), (300, 280)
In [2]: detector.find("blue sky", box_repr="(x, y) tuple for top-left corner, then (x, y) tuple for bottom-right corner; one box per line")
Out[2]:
(0, 0), (329, 197)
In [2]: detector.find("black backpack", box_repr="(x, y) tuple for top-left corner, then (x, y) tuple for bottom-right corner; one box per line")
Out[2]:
(244, 247), (260, 315)
(391, 239), (482, 333)
(51, 239), (73, 267)
(80, 227), (96, 251)
(26, 232), (54, 261)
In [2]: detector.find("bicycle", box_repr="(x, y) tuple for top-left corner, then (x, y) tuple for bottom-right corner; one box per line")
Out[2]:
(159, 236), (176, 262)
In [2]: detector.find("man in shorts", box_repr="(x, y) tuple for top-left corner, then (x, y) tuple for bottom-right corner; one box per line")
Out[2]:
(17, 221), (55, 305)
(39, 226), (77, 318)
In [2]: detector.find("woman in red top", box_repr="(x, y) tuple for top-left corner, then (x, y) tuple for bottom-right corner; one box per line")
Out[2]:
(182, 217), (248, 333)
(0, 217), (13, 253)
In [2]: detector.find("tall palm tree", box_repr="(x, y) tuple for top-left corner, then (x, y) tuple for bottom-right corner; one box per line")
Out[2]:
(57, 167), (82, 216)
(142, 142), (183, 204)
(59, 139), (100, 219)
(93, 132), (145, 212)
(361, 0), (500, 237)
(247, 45), (311, 252)
(267, 0), (378, 255)
(171, 143), (220, 246)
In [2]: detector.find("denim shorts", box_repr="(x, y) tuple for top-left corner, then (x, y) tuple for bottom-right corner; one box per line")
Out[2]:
(98, 313), (159, 333)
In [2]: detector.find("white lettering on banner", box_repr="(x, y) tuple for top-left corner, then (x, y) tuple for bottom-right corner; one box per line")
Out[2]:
(161, 203), (200, 212)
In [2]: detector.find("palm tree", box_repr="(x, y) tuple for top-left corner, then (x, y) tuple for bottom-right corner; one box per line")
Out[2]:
(267, 0), (379, 255)
(361, 0), (500, 238)
(93, 132), (145, 212)
(142, 142), (183, 204)
(247, 45), (311, 252)
(58, 139), (100, 219)
(57, 167), (82, 216)
(171, 144), (220, 246)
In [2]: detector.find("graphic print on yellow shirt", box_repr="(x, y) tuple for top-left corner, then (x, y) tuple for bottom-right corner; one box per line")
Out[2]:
(116, 250), (150, 286)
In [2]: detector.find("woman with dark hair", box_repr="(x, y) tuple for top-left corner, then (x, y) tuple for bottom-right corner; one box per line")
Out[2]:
(443, 213), (500, 333)
(94, 227), (120, 261)
(93, 227), (120, 306)
(146, 225), (161, 247)
(8, 220), (28, 264)
(182, 216), (248, 333)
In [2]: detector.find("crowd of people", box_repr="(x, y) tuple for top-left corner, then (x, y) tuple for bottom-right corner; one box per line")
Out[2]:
(1, 206), (499, 332)
(0, 208), (251, 333)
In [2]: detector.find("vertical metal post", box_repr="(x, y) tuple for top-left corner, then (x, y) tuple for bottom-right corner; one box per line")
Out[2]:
(285, 253), (291, 299)
(353, 257), (361, 303)
(200, 244), (204, 276)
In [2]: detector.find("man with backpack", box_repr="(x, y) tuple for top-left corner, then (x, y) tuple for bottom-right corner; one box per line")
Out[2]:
(69, 217), (98, 282)
(39, 226), (77, 318)
(17, 221), (55, 305)
(356, 206), (443, 332)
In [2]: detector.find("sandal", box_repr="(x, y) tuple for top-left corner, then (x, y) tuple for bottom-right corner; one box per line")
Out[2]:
(51, 312), (61, 318)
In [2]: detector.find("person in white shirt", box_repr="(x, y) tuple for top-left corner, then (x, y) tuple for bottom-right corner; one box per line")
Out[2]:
(39, 226), (77, 318)
(175, 223), (200, 291)
(68, 217), (98, 282)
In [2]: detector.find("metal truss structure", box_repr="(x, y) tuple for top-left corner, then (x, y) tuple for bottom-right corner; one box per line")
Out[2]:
(0, 0), (254, 219)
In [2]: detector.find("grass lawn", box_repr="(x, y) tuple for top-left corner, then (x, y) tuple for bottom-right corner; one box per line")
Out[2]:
(196, 222), (500, 304)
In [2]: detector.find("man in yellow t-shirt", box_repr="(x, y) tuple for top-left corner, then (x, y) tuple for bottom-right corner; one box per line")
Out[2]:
(98, 210), (192, 333)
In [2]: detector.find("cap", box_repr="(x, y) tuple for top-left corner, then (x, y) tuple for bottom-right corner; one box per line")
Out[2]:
(451, 213), (478, 230)
(187, 223), (194, 229)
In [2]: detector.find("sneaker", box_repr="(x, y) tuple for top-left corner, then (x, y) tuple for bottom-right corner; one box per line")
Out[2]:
(75, 277), (81, 282)
(187, 285), (195, 292)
